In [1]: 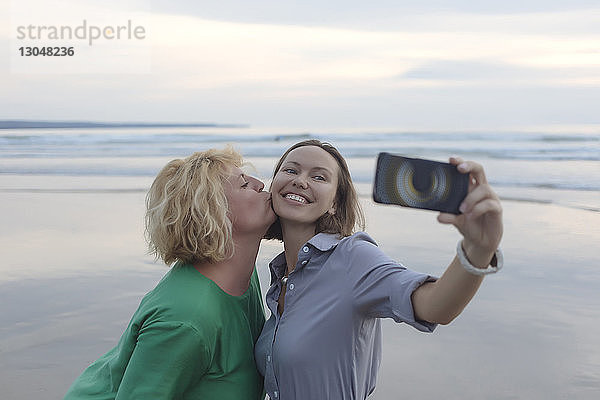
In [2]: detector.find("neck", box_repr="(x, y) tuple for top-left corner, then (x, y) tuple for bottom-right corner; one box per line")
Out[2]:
(194, 232), (262, 296)
(281, 221), (316, 275)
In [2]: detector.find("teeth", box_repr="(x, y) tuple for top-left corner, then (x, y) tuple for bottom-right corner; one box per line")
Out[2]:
(285, 193), (307, 204)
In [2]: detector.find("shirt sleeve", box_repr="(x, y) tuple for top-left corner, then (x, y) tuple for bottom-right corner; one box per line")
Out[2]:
(346, 236), (437, 333)
(115, 320), (211, 399)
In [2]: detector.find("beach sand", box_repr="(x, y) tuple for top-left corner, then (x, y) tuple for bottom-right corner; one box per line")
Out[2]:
(1, 184), (599, 399)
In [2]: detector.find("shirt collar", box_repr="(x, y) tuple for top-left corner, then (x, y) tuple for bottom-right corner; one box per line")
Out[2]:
(268, 252), (287, 284)
(268, 232), (343, 284)
(306, 232), (343, 251)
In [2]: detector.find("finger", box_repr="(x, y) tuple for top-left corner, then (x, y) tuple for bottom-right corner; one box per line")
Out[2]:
(448, 156), (464, 166)
(449, 157), (475, 191)
(466, 198), (503, 220)
(437, 212), (460, 225)
(455, 160), (488, 185)
(459, 184), (498, 213)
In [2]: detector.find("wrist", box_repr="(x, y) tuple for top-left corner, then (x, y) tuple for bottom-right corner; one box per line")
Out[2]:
(457, 240), (503, 276)
(461, 241), (496, 269)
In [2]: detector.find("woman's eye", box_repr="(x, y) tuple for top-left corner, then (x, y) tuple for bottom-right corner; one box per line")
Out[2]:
(282, 168), (297, 174)
(313, 175), (326, 181)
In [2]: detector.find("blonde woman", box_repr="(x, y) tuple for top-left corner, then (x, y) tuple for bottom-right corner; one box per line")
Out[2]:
(65, 147), (275, 399)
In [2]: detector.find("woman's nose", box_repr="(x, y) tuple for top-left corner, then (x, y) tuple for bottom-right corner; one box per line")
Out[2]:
(250, 176), (265, 192)
(292, 175), (308, 189)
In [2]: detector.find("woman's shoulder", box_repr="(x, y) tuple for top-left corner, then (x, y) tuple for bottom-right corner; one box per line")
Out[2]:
(146, 264), (213, 299)
(338, 231), (379, 250)
(335, 231), (394, 266)
(137, 265), (225, 326)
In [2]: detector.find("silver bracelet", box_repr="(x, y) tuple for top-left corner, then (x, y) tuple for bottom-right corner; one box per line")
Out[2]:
(456, 240), (503, 276)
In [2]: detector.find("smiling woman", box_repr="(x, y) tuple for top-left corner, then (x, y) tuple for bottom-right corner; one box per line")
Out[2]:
(255, 139), (504, 400)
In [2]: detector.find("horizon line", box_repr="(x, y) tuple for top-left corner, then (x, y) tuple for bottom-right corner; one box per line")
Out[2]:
(0, 119), (250, 130)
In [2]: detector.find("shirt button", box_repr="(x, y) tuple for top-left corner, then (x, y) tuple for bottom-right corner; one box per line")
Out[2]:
(289, 283), (295, 290)
(267, 355), (271, 362)
(274, 391), (279, 398)
(302, 246), (309, 253)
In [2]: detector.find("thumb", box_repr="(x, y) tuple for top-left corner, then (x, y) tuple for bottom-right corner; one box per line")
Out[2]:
(437, 212), (457, 225)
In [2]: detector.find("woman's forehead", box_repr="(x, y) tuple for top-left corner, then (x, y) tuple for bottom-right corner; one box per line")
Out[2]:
(225, 166), (245, 181)
(283, 146), (338, 170)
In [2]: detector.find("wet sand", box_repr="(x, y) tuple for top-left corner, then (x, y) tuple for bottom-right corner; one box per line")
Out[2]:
(1, 185), (599, 399)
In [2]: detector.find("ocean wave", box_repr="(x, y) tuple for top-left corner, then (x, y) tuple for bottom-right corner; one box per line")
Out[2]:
(1, 129), (599, 201)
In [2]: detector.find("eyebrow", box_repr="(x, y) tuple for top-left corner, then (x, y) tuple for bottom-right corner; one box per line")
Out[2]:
(282, 161), (333, 175)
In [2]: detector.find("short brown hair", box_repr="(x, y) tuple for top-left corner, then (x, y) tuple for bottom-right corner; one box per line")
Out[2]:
(265, 140), (365, 240)
(145, 146), (243, 266)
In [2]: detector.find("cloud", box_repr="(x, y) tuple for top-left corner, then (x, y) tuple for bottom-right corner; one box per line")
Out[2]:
(141, 1), (600, 29)
(2, 0), (600, 130)
(138, 14), (600, 91)
(401, 60), (600, 86)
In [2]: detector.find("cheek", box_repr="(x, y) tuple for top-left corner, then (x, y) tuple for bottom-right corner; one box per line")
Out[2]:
(271, 195), (285, 214)
(320, 186), (337, 207)
(270, 172), (290, 191)
(269, 179), (284, 199)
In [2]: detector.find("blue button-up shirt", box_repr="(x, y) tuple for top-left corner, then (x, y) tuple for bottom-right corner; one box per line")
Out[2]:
(255, 232), (436, 400)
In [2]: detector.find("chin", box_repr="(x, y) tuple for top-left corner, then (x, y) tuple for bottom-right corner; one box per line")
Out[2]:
(273, 208), (301, 223)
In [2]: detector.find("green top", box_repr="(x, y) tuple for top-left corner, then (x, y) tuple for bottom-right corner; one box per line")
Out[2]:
(64, 263), (266, 400)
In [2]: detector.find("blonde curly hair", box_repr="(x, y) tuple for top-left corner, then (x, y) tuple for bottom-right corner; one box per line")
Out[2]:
(145, 146), (242, 266)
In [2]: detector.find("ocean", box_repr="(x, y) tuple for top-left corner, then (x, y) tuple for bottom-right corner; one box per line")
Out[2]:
(1, 127), (599, 211)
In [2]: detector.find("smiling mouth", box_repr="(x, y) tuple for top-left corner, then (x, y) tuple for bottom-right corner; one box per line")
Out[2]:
(284, 193), (310, 204)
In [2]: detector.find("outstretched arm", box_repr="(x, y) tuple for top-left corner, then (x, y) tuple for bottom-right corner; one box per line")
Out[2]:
(411, 157), (503, 325)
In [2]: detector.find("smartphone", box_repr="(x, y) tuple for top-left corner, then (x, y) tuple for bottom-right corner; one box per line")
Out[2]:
(372, 152), (469, 214)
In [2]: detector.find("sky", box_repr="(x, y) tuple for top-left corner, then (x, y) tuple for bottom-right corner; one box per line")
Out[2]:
(1, 0), (599, 131)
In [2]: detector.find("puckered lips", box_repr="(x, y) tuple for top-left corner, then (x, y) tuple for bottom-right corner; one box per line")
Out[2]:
(282, 191), (312, 205)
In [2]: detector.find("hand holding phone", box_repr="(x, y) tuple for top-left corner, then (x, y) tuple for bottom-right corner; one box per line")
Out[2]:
(372, 153), (469, 214)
